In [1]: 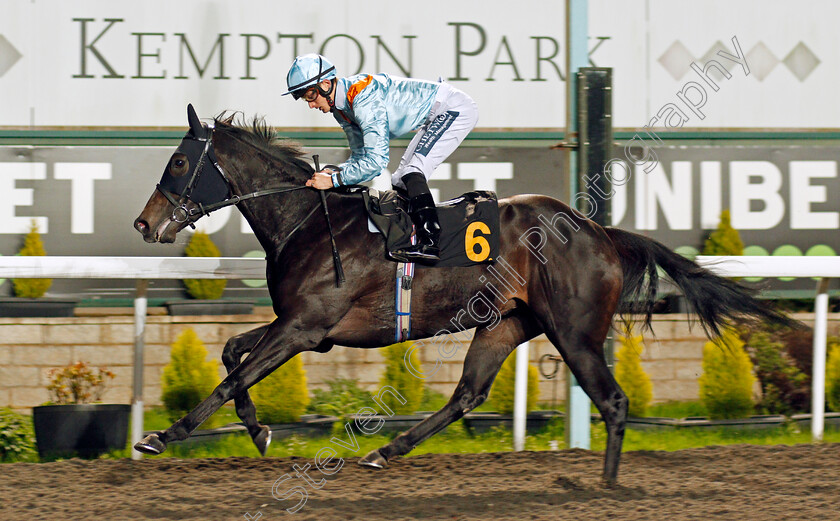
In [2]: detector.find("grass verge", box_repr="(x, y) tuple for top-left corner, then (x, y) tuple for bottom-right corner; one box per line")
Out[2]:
(6, 401), (840, 462)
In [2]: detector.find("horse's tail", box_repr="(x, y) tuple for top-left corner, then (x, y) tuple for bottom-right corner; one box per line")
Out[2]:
(604, 227), (800, 337)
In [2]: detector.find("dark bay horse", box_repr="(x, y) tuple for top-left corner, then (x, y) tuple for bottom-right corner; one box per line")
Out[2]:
(133, 105), (795, 485)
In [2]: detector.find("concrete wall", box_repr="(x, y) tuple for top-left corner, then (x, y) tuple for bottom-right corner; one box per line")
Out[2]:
(0, 310), (828, 411)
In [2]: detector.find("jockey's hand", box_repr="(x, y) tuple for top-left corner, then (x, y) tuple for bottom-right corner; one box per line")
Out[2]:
(306, 170), (335, 190)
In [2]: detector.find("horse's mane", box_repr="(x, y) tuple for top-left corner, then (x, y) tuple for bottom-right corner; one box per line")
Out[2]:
(213, 112), (313, 175)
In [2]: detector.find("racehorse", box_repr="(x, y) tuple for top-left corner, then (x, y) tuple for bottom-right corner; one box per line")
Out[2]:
(133, 105), (796, 485)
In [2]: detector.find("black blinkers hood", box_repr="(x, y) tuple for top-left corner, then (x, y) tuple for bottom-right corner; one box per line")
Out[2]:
(157, 104), (230, 206)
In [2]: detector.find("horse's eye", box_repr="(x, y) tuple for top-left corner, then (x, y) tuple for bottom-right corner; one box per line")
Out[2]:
(170, 154), (189, 176)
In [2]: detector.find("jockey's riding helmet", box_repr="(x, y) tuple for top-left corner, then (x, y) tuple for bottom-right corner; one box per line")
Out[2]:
(284, 54), (337, 100)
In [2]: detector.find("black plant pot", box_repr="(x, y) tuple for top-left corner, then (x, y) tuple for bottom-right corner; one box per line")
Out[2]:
(0, 297), (79, 317)
(32, 404), (131, 457)
(164, 299), (255, 316)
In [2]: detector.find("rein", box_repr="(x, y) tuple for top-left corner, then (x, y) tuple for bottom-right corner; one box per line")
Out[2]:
(157, 179), (310, 222)
(157, 122), (345, 287)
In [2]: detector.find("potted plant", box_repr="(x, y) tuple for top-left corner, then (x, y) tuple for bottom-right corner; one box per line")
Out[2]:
(32, 361), (130, 457)
(164, 231), (254, 315)
(0, 220), (78, 317)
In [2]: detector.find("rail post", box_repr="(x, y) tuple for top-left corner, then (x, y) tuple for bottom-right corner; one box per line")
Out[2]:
(812, 277), (830, 442)
(131, 279), (148, 460)
(512, 342), (530, 451)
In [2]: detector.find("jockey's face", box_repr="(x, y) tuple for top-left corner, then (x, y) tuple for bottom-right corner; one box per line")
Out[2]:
(306, 80), (334, 113)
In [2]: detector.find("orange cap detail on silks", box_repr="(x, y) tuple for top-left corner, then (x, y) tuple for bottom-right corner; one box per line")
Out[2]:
(346, 75), (374, 107)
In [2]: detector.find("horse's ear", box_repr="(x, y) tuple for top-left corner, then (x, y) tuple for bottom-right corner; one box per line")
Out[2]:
(187, 104), (203, 136)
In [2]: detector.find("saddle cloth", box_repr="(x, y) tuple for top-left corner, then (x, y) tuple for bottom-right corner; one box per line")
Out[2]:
(362, 189), (500, 268)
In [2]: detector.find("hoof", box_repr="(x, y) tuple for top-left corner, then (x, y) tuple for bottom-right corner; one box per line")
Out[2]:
(254, 425), (272, 457)
(134, 433), (166, 455)
(358, 449), (387, 469)
(602, 477), (619, 489)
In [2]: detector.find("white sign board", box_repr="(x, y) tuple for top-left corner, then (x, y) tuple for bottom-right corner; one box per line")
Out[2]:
(0, 0), (838, 129)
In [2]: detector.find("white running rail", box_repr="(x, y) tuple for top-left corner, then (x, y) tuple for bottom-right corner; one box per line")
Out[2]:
(0, 255), (835, 453)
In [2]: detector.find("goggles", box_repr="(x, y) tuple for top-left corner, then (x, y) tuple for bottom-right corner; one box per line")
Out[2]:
(293, 86), (320, 102)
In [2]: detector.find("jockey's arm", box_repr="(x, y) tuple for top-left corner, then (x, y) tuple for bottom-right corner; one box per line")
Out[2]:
(333, 89), (390, 187)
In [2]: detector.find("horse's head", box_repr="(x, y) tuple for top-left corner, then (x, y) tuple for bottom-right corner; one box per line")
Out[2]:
(134, 104), (232, 243)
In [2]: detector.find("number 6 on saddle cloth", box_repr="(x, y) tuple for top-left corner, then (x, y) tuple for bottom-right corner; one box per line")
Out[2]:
(363, 189), (500, 268)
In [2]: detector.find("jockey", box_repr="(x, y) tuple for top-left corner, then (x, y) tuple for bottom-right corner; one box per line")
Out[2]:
(284, 53), (479, 264)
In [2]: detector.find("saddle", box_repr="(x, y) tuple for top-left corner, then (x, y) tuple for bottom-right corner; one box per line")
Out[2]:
(362, 189), (500, 268)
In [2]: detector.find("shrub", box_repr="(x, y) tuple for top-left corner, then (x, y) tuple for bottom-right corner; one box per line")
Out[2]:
(827, 339), (840, 412)
(702, 209), (744, 256)
(745, 330), (809, 415)
(308, 378), (373, 419)
(615, 332), (653, 417)
(11, 220), (52, 298)
(489, 348), (539, 415)
(161, 328), (219, 422)
(46, 361), (115, 405)
(378, 341), (424, 414)
(0, 408), (37, 462)
(183, 231), (226, 299)
(251, 355), (310, 424)
(698, 328), (756, 419)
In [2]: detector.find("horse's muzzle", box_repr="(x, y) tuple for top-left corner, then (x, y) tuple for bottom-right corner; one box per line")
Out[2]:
(133, 217), (156, 243)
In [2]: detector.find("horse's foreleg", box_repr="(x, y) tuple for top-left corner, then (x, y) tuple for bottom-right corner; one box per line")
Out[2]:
(135, 319), (322, 456)
(360, 309), (539, 468)
(221, 324), (272, 456)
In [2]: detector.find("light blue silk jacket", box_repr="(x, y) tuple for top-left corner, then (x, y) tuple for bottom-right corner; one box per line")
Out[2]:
(331, 73), (439, 187)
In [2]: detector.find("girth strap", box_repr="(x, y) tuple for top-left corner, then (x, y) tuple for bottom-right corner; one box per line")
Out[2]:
(395, 261), (415, 342)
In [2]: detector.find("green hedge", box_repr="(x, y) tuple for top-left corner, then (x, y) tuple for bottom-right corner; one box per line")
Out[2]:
(251, 355), (310, 424)
(161, 328), (220, 422)
(11, 220), (51, 298)
(0, 408), (37, 462)
(378, 341), (424, 415)
(699, 329), (756, 419)
(615, 332), (653, 417)
(183, 231), (226, 300)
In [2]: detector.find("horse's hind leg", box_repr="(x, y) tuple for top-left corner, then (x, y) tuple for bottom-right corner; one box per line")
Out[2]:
(360, 307), (540, 468)
(221, 324), (272, 456)
(552, 331), (627, 485)
(532, 295), (628, 485)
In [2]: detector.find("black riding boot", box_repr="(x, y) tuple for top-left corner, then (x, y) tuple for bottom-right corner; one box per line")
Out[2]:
(403, 192), (441, 264)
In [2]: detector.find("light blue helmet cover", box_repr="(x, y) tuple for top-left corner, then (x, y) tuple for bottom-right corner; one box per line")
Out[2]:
(283, 54), (337, 97)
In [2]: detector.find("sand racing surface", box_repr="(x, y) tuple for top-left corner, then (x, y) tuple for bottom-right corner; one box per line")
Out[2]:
(3, 444), (840, 520)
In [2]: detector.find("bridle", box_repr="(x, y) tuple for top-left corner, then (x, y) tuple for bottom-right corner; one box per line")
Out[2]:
(155, 121), (310, 225)
(156, 121), (345, 286)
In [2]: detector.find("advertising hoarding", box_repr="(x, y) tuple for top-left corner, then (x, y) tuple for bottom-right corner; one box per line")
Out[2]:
(0, 0), (838, 129)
